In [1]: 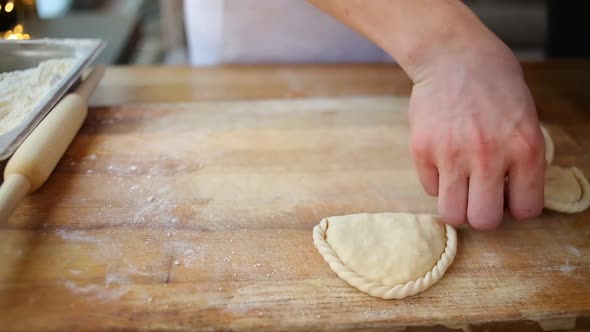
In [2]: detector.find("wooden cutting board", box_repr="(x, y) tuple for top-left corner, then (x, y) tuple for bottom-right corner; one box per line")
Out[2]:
(1, 95), (589, 331)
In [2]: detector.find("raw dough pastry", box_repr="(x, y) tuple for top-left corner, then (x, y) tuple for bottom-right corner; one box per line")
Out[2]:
(313, 213), (457, 299)
(540, 124), (554, 165)
(540, 124), (590, 213)
(310, 125), (583, 300)
(545, 166), (590, 213)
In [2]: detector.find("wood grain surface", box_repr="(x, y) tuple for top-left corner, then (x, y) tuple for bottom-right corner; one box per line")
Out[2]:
(1, 62), (590, 331)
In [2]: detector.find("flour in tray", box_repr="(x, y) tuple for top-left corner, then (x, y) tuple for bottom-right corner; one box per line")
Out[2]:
(0, 58), (76, 134)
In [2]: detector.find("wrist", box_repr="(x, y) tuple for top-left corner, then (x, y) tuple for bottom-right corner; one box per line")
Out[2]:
(383, 4), (520, 84)
(412, 36), (521, 85)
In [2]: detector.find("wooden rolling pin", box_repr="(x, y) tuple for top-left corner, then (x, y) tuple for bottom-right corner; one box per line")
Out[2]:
(0, 66), (105, 222)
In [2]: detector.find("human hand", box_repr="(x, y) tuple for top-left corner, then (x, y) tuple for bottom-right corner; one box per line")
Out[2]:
(409, 47), (546, 230)
(305, 0), (547, 229)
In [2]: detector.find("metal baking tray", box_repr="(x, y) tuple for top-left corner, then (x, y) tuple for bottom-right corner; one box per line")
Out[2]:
(0, 38), (105, 161)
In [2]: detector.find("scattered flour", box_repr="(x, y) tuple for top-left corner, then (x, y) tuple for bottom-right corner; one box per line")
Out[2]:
(481, 252), (501, 267)
(558, 265), (576, 274)
(54, 156), (217, 299)
(56, 229), (103, 244)
(565, 246), (581, 257)
(69, 269), (81, 275)
(0, 58), (76, 133)
(558, 259), (576, 275)
(63, 280), (129, 301)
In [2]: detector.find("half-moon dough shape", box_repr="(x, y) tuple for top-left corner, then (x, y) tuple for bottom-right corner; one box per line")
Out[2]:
(313, 213), (457, 300)
(545, 166), (590, 213)
(540, 125), (590, 213)
(312, 125), (585, 300)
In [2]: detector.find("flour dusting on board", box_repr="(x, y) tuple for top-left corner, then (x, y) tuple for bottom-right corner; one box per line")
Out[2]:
(56, 157), (214, 300)
(51, 107), (317, 302)
(127, 184), (179, 225)
(56, 229), (103, 244)
(565, 245), (581, 257)
(558, 265), (576, 274)
(63, 280), (130, 301)
(481, 252), (502, 266)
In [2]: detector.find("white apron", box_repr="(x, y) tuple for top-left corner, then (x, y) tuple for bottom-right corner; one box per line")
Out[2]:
(183, 0), (393, 65)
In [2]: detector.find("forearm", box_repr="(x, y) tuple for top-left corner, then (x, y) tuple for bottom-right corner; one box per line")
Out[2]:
(308, 0), (514, 83)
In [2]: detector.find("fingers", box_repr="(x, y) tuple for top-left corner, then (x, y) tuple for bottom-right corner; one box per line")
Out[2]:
(508, 157), (545, 221)
(508, 163), (544, 220)
(412, 120), (544, 230)
(467, 172), (506, 230)
(508, 127), (545, 220)
(411, 135), (439, 196)
(415, 160), (439, 196)
(438, 173), (468, 227)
